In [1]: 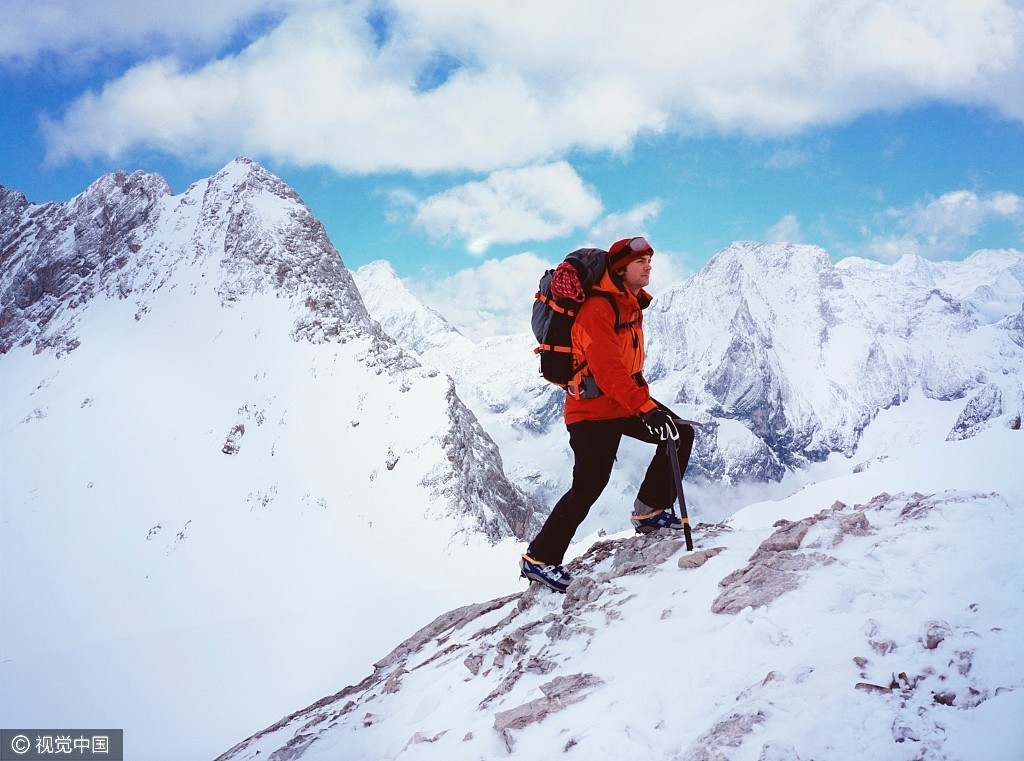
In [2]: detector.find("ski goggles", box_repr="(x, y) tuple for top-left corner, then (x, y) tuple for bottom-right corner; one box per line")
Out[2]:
(609, 236), (654, 269)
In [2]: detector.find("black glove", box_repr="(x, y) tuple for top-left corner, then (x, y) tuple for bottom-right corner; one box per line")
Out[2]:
(642, 408), (679, 441)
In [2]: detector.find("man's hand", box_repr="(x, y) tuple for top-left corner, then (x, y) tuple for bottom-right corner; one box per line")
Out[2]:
(642, 408), (679, 441)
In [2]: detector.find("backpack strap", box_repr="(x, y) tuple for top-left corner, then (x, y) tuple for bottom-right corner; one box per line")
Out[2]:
(533, 290), (578, 357)
(534, 290), (579, 319)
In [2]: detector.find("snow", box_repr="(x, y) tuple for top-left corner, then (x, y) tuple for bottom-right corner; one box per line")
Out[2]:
(3, 163), (1023, 761)
(213, 422), (1024, 760)
(0, 286), (530, 757)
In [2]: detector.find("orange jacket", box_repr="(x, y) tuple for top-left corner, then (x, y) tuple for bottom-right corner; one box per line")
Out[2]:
(564, 269), (659, 425)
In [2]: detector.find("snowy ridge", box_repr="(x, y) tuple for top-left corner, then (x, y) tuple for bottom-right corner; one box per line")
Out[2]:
(0, 157), (540, 544)
(2, 157), (390, 357)
(354, 260), (568, 508)
(214, 423), (1024, 761)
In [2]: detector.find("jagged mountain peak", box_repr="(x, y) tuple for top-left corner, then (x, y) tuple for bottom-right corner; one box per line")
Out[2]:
(79, 165), (174, 202)
(640, 240), (1024, 481)
(1, 158), (544, 539)
(354, 259), (469, 356)
(0, 157), (389, 355)
(201, 155), (302, 205)
(707, 240), (833, 276)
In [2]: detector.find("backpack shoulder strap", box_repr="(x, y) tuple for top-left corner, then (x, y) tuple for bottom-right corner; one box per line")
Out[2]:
(593, 292), (631, 332)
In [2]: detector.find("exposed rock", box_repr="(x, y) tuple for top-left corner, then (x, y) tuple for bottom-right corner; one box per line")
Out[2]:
(492, 672), (605, 752)
(947, 384), (1003, 440)
(920, 620), (954, 650)
(401, 730), (446, 751)
(221, 423), (245, 455)
(713, 551), (834, 614)
(680, 711), (767, 761)
(678, 546), (726, 569)
(711, 497), (886, 613)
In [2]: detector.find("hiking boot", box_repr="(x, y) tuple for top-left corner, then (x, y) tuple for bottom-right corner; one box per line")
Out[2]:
(520, 553), (572, 593)
(631, 507), (684, 534)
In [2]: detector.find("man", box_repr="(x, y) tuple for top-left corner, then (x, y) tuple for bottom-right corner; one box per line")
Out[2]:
(520, 236), (695, 592)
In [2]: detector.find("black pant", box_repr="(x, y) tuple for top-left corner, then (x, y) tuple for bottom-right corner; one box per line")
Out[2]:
(527, 416), (695, 565)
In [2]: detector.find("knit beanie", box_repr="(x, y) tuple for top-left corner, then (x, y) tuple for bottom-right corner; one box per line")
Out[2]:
(608, 237), (654, 272)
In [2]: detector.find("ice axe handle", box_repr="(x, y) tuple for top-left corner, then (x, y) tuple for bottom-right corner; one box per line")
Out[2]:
(667, 435), (693, 551)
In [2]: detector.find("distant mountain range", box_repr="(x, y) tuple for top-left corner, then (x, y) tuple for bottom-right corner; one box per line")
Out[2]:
(357, 238), (1023, 521)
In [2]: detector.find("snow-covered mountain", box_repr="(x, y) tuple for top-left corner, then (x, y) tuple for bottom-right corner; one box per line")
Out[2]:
(215, 404), (1024, 761)
(0, 159), (542, 759)
(354, 260), (473, 357)
(645, 242), (1024, 482)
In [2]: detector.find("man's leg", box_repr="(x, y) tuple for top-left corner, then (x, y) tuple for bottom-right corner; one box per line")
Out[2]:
(527, 419), (622, 565)
(634, 421), (694, 510)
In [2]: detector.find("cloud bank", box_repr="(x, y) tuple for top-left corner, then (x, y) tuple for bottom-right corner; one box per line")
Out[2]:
(29, 0), (1024, 173)
(868, 190), (1024, 260)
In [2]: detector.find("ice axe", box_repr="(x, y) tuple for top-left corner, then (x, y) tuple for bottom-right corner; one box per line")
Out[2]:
(662, 413), (702, 552)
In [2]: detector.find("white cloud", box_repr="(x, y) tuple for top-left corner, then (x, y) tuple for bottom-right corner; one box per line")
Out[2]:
(766, 214), (804, 244)
(412, 162), (603, 254)
(35, 0), (1024, 172)
(646, 250), (693, 292)
(0, 0), (296, 64)
(867, 189), (1024, 260)
(408, 252), (553, 339)
(587, 201), (664, 248)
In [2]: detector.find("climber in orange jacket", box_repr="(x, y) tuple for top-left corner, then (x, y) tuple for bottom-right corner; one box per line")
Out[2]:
(520, 236), (695, 592)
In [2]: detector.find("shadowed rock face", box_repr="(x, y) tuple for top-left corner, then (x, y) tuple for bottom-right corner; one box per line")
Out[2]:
(1, 172), (171, 355)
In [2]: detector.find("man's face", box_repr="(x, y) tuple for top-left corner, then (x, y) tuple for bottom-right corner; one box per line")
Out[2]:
(621, 254), (652, 293)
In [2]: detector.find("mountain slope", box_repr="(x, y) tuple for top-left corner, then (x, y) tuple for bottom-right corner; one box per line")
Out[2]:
(0, 159), (542, 760)
(215, 415), (1024, 761)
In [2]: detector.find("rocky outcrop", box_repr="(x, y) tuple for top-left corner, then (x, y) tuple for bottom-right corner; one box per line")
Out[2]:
(421, 378), (544, 541)
(1, 170), (171, 355)
(947, 384), (1004, 440)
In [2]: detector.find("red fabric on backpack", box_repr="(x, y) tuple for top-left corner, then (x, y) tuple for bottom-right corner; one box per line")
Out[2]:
(550, 261), (585, 302)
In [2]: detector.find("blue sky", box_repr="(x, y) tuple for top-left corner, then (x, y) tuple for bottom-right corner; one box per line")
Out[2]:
(2, 1), (1024, 335)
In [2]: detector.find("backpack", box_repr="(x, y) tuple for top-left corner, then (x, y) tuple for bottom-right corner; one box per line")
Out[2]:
(532, 247), (621, 387)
